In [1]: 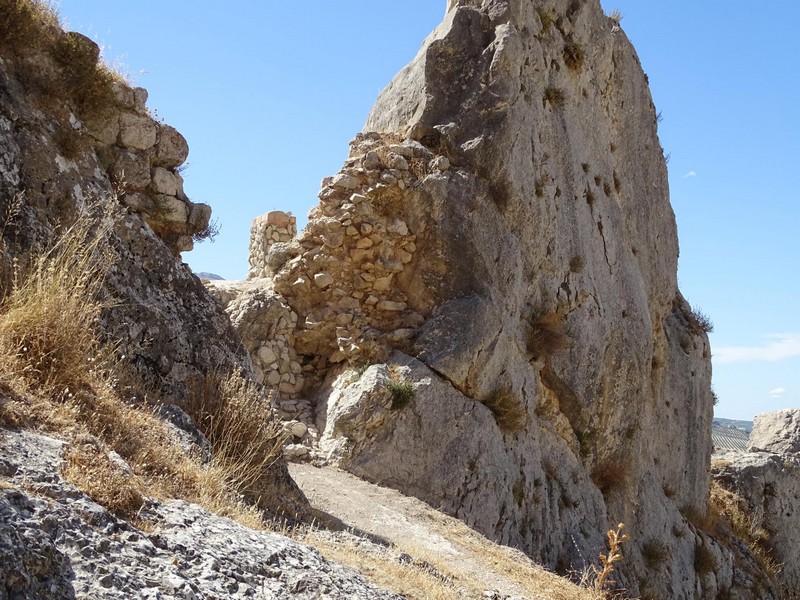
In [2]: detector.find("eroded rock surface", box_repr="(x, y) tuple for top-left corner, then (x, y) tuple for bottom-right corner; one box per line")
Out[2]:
(0, 19), (247, 405)
(748, 409), (800, 456)
(0, 429), (400, 600)
(713, 409), (800, 597)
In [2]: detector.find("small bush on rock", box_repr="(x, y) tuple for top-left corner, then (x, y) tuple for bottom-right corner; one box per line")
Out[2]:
(591, 460), (627, 496)
(688, 307), (714, 335)
(527, 311), (569, 360)
(544, 86), (566, 107)
(642, 539), (669, 569)
(694, 543), (716, 575)
(386, 379), (415, 410)
(483, 386), (527, 434)
(563, 41), (585, 72)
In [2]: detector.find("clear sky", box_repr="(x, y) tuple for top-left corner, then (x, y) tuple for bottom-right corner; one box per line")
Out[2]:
(55, 1), (799, 422)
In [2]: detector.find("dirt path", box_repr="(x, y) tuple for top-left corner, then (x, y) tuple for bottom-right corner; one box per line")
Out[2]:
(289, 463), (587, 600)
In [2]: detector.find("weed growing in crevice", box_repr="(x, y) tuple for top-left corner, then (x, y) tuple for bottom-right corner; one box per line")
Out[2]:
(563, 41), (585, 72)
(537, 8), (555, 33)
(527, 311), (568, 360)
(544, 86), (566, 107)
(192, 218), (220, 244)
(483, 386), (527, 434)
(694, 543), (716, 575)
(386, 379), (414, 410)
(591, 459), (627, 496)
(642, 539), (669, 570)
(687, 307), (714, 335)
(582, 523), (629, 594)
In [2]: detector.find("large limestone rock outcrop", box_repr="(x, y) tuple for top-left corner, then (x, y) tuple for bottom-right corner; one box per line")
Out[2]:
(748, 409), (800, 456)
(228, 0), (779, 597)
(187, 0), (784, 595)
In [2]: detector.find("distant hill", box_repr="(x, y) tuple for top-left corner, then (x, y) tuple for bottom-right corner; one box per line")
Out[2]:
(196, 272), (224, 281)
(713, 418), (753, 433)
(712, 418), (753, 453)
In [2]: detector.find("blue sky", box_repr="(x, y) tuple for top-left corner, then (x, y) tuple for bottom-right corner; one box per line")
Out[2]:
(56, 1), (799, 421)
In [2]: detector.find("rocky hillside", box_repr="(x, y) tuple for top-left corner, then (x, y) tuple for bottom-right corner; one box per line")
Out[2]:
(0, 0), (252, 406)
(211, 0), (788, 598)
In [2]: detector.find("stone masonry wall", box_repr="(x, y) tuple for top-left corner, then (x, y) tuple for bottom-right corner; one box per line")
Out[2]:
(269, 133), (451, 377)
(248, 210), (297, 278)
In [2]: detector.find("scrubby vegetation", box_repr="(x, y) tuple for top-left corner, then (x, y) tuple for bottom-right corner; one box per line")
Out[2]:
(527, 311), (569, 360)
(0, 196), (288, 523)
(0, 0), (119, 126)
(483, 386), (527, 434)
(386, 378), (415, 410)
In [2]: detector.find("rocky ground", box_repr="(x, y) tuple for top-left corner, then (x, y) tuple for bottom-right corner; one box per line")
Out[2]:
(0, 428), (401, 600)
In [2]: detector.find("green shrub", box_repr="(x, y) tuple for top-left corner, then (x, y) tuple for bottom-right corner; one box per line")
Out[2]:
(386, 380), (414, 410)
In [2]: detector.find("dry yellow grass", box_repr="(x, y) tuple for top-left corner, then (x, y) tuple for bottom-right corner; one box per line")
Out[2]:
(0, 196), (284, 527)
(708, 481), (782, 586)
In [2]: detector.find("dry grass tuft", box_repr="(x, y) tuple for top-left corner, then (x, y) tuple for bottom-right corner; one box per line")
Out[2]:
(694, 542), (716, 575)
(0, 193), (288, 528)
(63, 441), (144, 518)
(1, 0), (119, 125)
(0, 198), (118, 400)
(482, 386), (527, 434)
(299, 530), (462, 600)
(642, 539), (669, 570)
(527, 311), (569, 360)
(544, 86), (566, 107)
(687, 307), (714, 335)
(0, 0), (61, 55)
(185, 371), (287, 513)
(563, 41), (586, 72)
(708, 481), (782, 584)
(591, 460), (627, 496)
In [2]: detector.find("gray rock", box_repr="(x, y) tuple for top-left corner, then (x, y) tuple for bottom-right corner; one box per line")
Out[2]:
(0, 429), (400, 600)
(118, 112), (157, 151)
(154, 124), (189, 169)
(714, 451), (800, 597)
(748, 409), (800, 456)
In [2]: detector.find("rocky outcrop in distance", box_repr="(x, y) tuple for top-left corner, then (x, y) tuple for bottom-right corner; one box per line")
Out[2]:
(211, 0), (786, 597)
(713, 409), (800, 597)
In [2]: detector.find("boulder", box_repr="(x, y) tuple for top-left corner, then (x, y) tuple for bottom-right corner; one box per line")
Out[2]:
(748, 409), (800, 456)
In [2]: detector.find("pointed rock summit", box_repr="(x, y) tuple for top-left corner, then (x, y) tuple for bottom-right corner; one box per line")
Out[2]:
(223, 1), (782, 596)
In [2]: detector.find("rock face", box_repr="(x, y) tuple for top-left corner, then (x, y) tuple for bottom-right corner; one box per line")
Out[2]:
(0, 429), (400, 600)
(713, 409), (800, 597)
(748, 409), (800, 456)
(0, 16), (245, 404)
(0, 2), (306, 523)
(218, 1), (783, 597)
